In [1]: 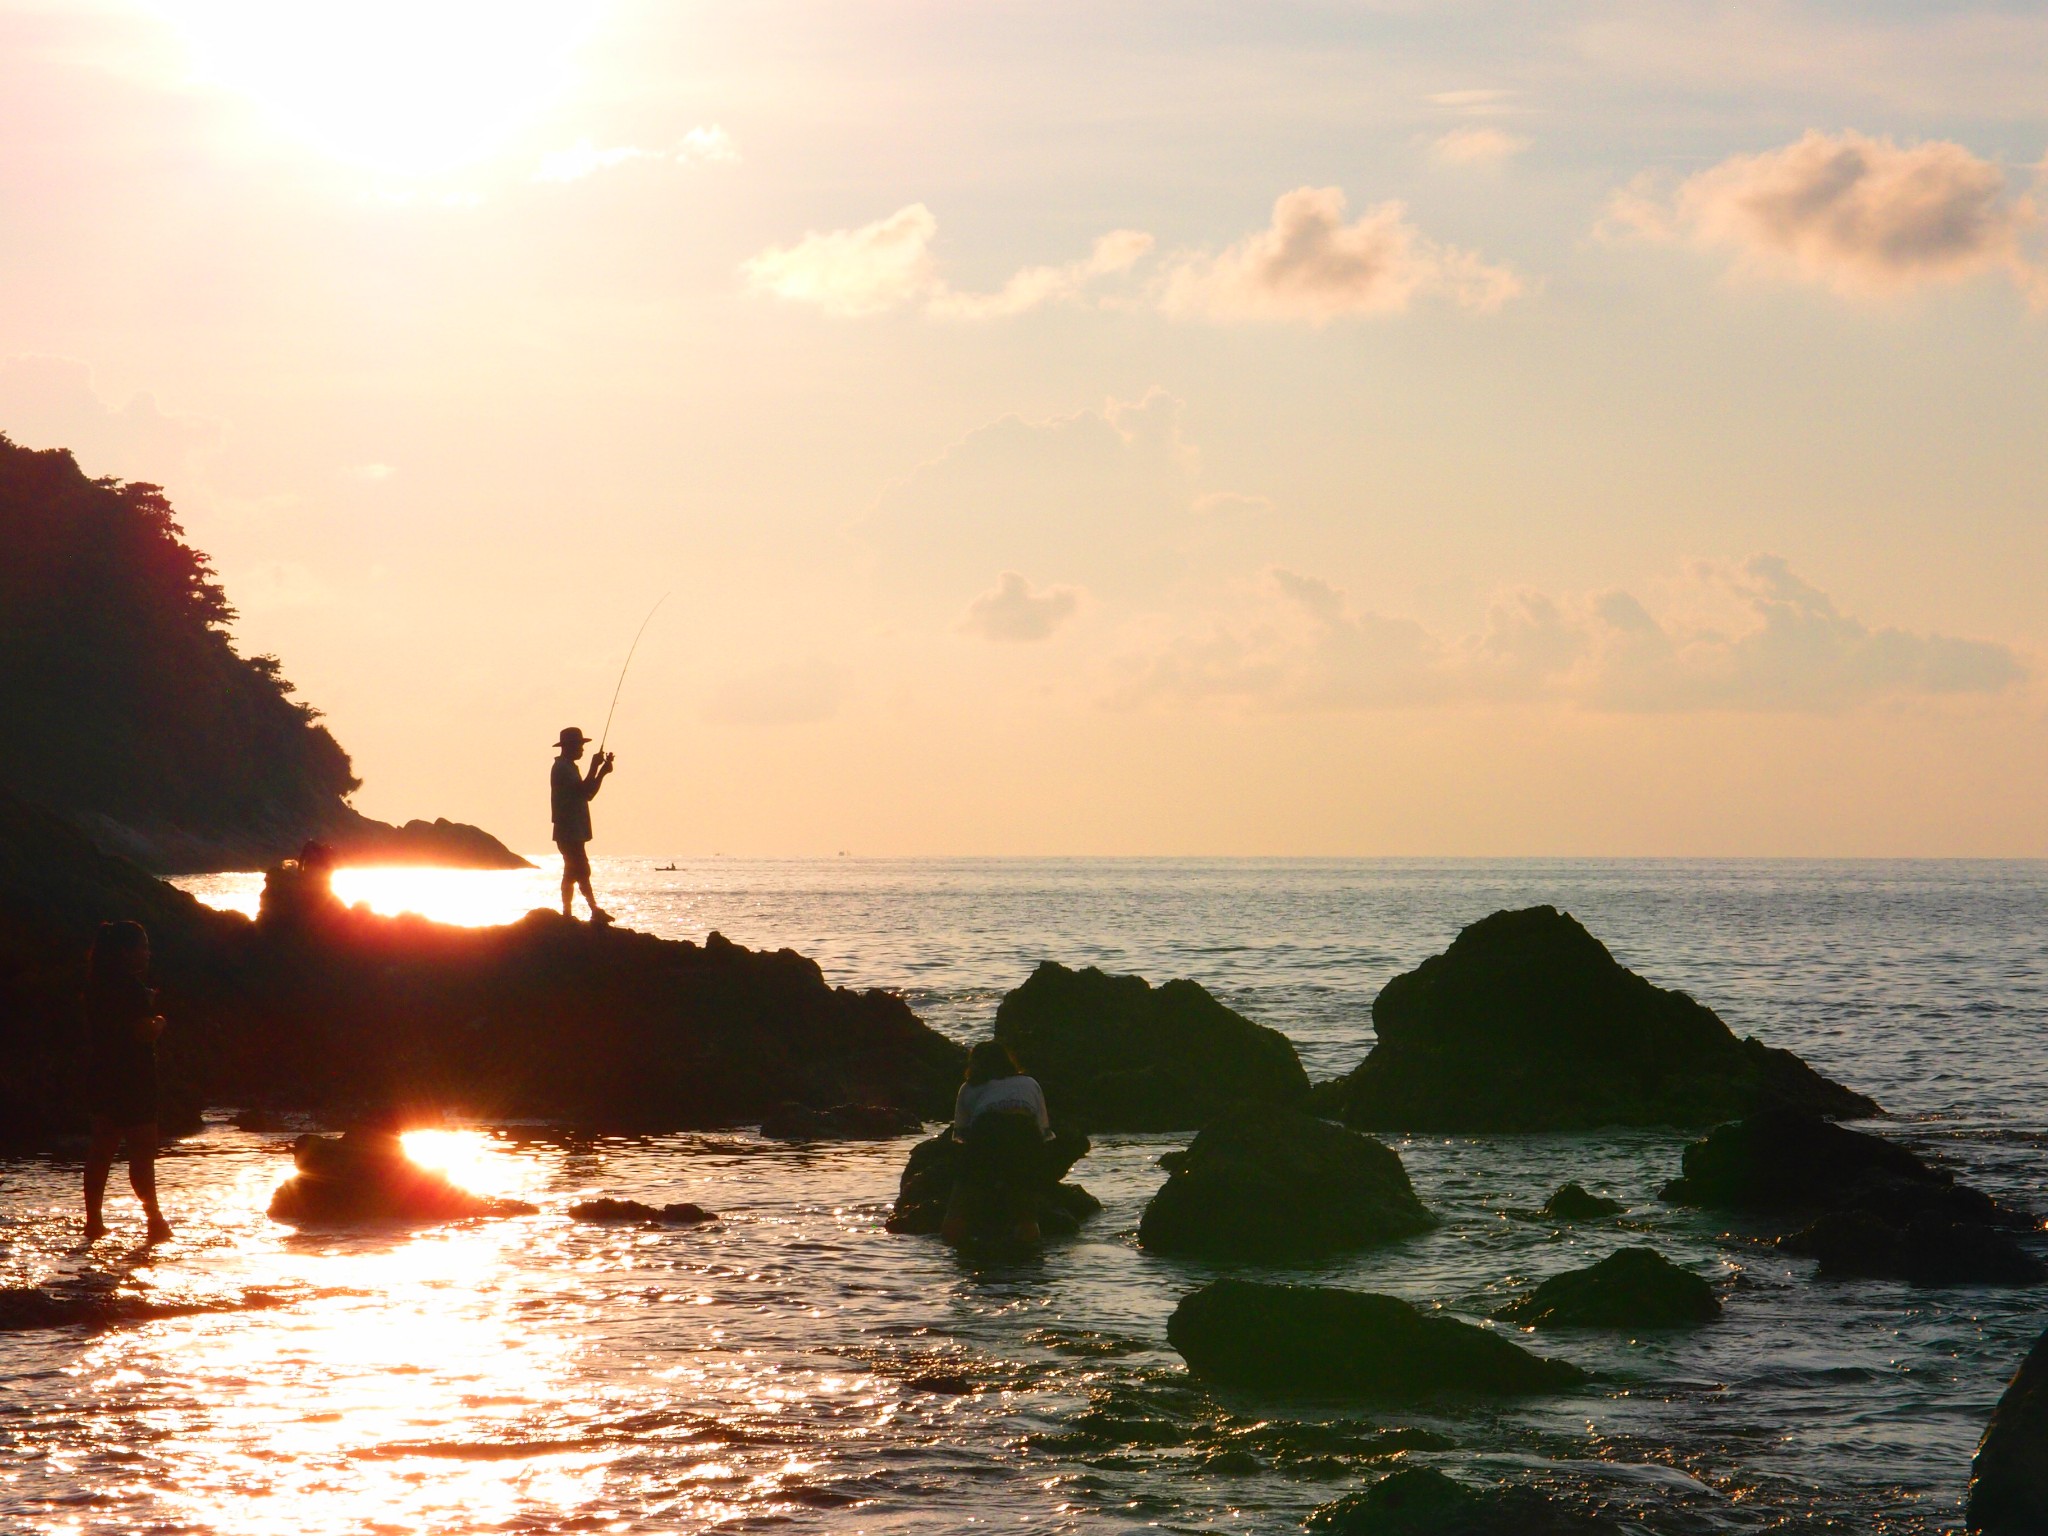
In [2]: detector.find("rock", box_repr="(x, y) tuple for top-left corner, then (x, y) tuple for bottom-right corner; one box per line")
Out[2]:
(992, 960), (1310, 1132)
(1307, 1467), (1624, 1535)
(1541, 1182), (1625, 1221)
(0, 1285), (289, 1333)
(1970, 1323), (2048, 1533)
(885, 1127), (1098, 1239)
(567, 1198), (716, 1225)
(1167, 1279), (1584, 1397)
(267, 1131), (537, 1225)
(1496, 1248), (1720, 1329)
(1325, 907), (1878, 1132)
(232, 1107), (286, 1132)
(759, 1102), (923, 1140)
(1780, 1210), (2045, 1286)
(1137, 1108), (1435, 1261)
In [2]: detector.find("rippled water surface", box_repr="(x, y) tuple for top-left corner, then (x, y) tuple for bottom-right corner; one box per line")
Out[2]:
(7, 858), (2047, 1533)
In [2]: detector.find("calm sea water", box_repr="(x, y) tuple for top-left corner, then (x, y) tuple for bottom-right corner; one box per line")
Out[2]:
(4, 857), (2045, 1533)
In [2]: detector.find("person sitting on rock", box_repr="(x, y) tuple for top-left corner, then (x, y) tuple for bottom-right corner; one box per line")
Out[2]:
(80, 920), (173, 1245)
(550, 726), (614, 923)
(943, 1040), (1054, 1246)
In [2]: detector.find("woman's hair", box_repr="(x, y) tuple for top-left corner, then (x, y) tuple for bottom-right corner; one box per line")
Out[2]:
(964, 1039), (1019, 1086)
(89, 920), (149, 983)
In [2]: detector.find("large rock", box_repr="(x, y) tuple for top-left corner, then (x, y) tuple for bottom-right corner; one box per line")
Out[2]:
(1308, 1467), (1623, 1535)
(1541, 1182), (1626, 1221)
(1496, 1248), (1720, 1329)
(267, 1131), (537, 1225)
(1970, 1324), (2048, 1533)
(1167, 1279), (1584, 1397)
(885, 1127), (1100, 1239)
(1325, 907), (1878, 1132)
(1779, 1210), (2046, 1286)
(992, 960), (1309, 1132)
(1137, 1108), (1435, 1261)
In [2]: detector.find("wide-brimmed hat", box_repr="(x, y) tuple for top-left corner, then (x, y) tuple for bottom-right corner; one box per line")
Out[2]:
(556, 726), (591, 748)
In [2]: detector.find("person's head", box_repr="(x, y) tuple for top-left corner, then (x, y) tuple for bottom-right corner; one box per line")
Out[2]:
(91, 920), (150, 982)
(964, 1039), (1019, 1086)
(557, 726), (590, 761)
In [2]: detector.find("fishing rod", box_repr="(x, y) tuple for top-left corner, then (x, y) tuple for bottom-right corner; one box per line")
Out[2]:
(597, 591), (670, 758)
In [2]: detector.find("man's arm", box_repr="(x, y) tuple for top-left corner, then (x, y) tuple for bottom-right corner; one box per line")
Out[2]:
(583, 752), (614, 799)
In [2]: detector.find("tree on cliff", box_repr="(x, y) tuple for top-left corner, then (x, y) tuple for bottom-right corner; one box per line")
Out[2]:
(0, 434), (360, 848)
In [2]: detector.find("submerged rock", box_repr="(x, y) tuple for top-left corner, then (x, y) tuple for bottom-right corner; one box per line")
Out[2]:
(885, 1127), (1100, 1239)
(0, 1285), (289, 1333)
(1137, 1108), (1435, 1261)
(992, 961), (1310, 1132)
(1541, 1182), (1626, 1221)
(567, 1198), (716, 1225)
(267, 1131), (537, 1225)
(1324, 907), (1878, 1132)
(758, 1102), (923, 1140)
(1497, 1248), (1720, 1329)
(1780, 1210), (2045, 1286)
(1970, 1323), (2048, 1533)
(1167, 1279), (1584, 1397)
(1308, 1466), (1622, 1535)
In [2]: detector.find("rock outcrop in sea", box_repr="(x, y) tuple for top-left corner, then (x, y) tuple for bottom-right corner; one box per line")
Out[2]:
(885, 1127), (1101, 1238)
(992, 960), (1310, 1132)
(1137, 1107), (1435, 1261)
(1167, 1279), (1584, 1397)
(1308, 1466), (1622, 1534)
(267, 1132), (537, 1225)
(1496, 1248), (1720, 1329)
(568, 1198), (716, 1225)
(1321, 906), (1879, 1132)
(1970, 1323), (2048, 1533)
(1540, 1182), (1626, 1221)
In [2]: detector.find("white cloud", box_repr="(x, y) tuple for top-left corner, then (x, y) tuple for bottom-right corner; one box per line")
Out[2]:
(0, 355), (219, 479)
(534, 126), (738, 183)
(1433, 127), (1529, 166)
(1156, 187), (1524, 324)
(961, 572), (1082, 642)
(1428, 88), (1518, 114)
(743, 207), (1148, 320)
(704, 658), (845, 725)
(1608, 130), (2045, 303)
(353, 462), (397, 481)
(1113, 557), (2025, 714)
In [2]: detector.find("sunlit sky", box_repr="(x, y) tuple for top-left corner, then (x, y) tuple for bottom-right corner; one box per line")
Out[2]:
(5, 0), (2046, 855)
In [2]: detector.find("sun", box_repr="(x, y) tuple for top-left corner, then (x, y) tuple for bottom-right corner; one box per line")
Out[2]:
(146, 0), (605, 179)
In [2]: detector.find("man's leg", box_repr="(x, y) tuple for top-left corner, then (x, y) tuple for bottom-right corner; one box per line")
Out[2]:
(83, 1120), (119, 1241)
(127, 1123), (171, 1242)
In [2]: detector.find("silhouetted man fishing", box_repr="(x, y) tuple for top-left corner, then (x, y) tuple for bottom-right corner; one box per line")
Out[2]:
(551, 727), (614, 922)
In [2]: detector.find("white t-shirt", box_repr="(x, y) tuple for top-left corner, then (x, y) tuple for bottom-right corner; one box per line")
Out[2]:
(952, 1075), (1052, 1139)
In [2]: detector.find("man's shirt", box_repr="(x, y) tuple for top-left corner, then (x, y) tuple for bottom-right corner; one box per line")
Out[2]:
(551, 756), (594, 843)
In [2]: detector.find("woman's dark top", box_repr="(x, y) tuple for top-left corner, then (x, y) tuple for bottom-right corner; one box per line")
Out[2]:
(84, 974), (158, 1127)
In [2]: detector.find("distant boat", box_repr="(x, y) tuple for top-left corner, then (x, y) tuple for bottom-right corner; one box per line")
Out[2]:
(655, 862), (677, 871)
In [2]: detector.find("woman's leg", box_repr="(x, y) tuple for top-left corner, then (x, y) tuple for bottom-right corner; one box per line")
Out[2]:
(83, 1119), (120, 1241)
(126, 1122), (171, 1241)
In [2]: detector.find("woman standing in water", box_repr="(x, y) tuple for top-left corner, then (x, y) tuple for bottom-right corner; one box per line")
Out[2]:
(81, 921), (172, 1244)
(943, 1040), (1055, 1246)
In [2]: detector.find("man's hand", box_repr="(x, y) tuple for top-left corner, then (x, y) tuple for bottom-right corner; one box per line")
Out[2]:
(599, 751), (616, 774)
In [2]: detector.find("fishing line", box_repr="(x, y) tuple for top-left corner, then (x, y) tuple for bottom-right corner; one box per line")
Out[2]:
(598, 591), (669, 757)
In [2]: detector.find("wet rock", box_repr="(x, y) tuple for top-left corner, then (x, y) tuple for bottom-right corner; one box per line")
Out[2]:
(1497, 1248), (1720, 1329)
(1323, 907), (1878, 1132)
(567, 1198), (716, 1225)
(0, 1285), (288, 1333)
(1307, 1466), (1622, 1535)
(1780, 1210), (2045, 1286)
(1167, 1279), (1584, 1397)
(884, 1127), (1098, 1239)
(267, 1131), (537, 1225)
(992, 960), (1309, 1132)
(1541, 1182), (1625, 1221)
(232, 1107), (286, 1132)
(1970, 1323), (2048, 1533)
(758, 1102), (923, 1140)
(1137, 1108), (1435, 1261)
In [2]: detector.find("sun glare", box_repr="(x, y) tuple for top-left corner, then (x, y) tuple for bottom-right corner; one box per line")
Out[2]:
(146, 0), (605, 178)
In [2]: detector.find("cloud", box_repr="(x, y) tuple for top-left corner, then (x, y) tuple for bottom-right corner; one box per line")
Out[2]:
(704, 658), (845, 726)
(1608, 130), (2045, 303)
(1156, 187), (1524, 323)
(1428, 88), (1518, 114)
(534, 126), (737, 183)
(961, 572), (1082, 642)
(742, 207), (1149, 320)
(1113, 557), (2025, 714)
(0, 355), (219, 479)
(353, 462), (397, 481)
(1433, 127), (1530, 166)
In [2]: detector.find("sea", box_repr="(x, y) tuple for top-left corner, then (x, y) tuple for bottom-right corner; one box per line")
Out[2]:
(4, 857), (2045, 1534)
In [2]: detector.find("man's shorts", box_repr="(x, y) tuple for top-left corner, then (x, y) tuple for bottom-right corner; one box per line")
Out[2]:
(556, 840), (592, 882)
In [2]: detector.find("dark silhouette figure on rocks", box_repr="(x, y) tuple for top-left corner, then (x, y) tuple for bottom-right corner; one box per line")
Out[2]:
(81, 921), (172, 1244)
(943, 1040), (1054, 1246)
(551, 727), (614, 922)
